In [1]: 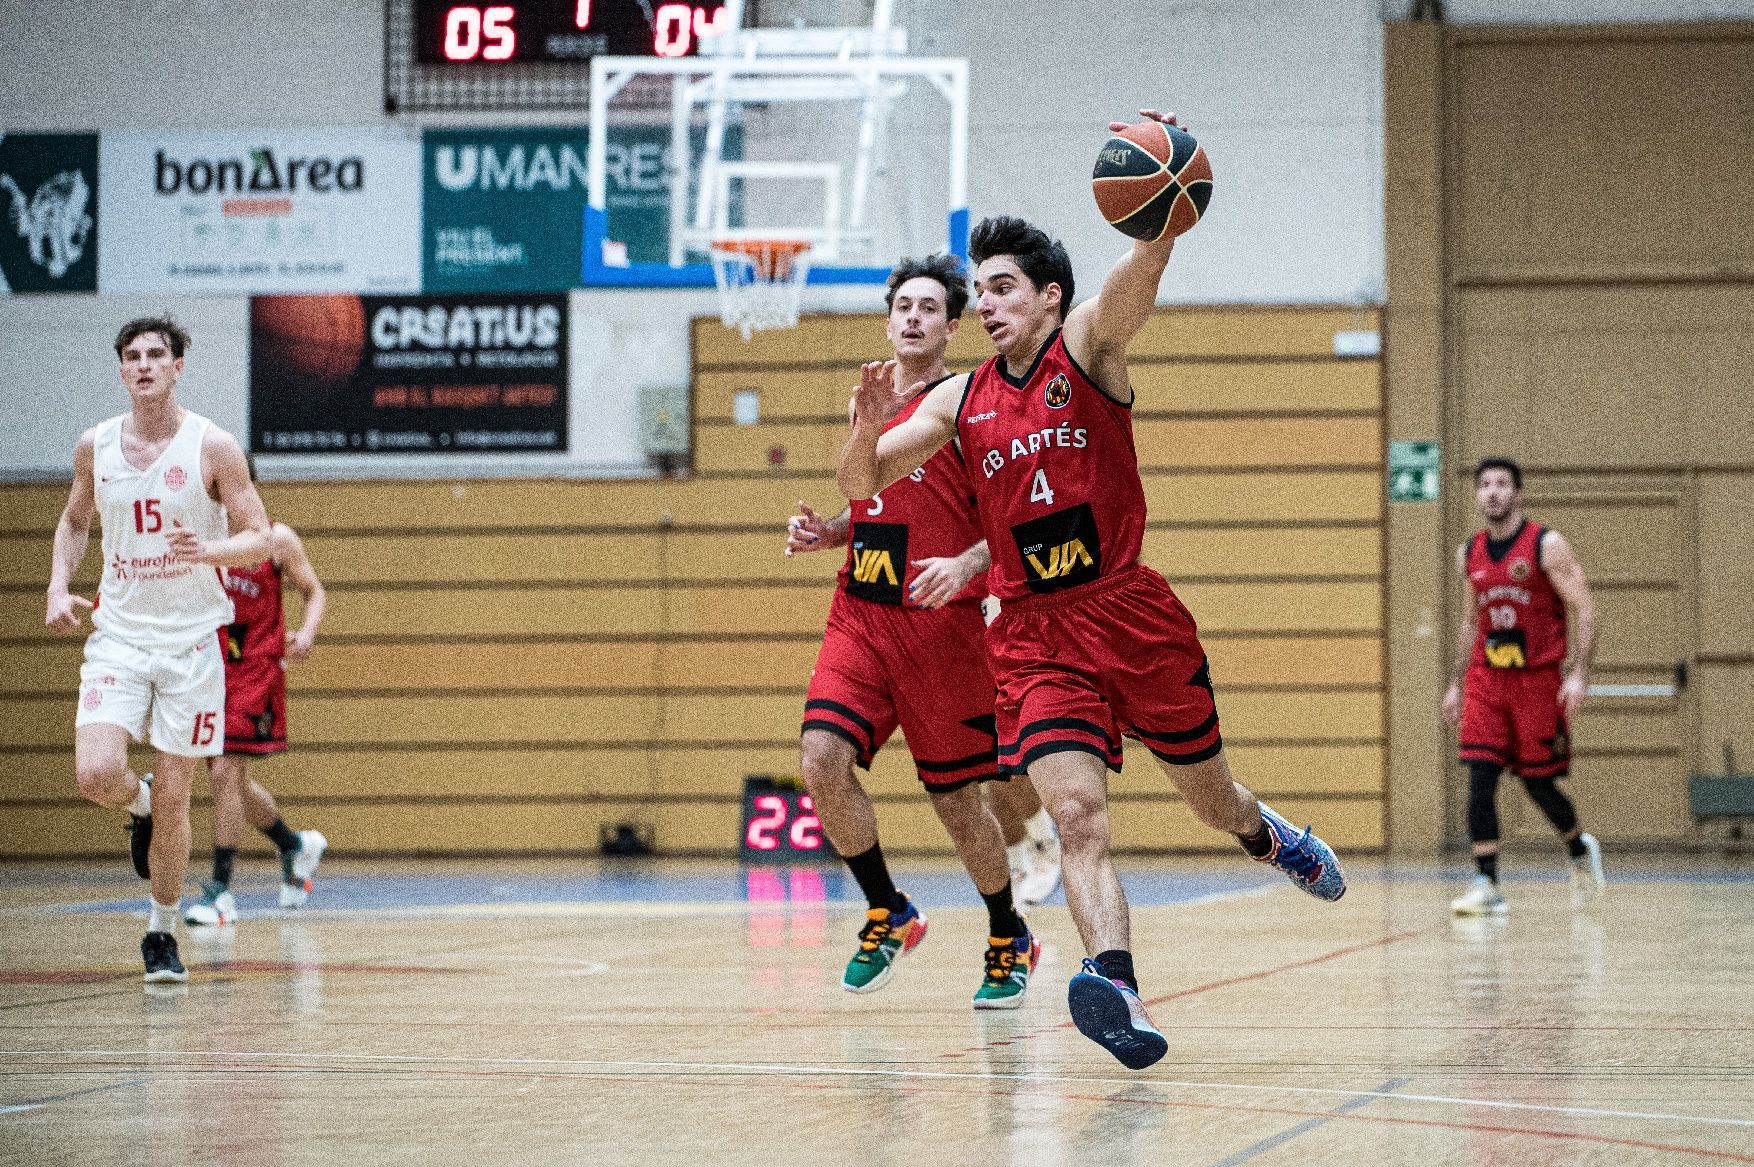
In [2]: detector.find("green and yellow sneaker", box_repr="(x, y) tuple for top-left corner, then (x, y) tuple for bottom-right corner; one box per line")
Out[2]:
(841, 898), (928, 993)
(972, 931), (1041, 1010)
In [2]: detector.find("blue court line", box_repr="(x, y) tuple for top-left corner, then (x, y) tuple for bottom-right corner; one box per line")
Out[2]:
(0, 1077), (144, 1116)
(1203, 1076), (1411, 1167)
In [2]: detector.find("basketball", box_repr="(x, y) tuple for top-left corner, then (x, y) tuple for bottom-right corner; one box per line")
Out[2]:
(1092, 121), (1214, 242)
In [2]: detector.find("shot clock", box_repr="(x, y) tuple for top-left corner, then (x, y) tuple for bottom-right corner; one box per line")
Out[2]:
(739, 775), (828, 863)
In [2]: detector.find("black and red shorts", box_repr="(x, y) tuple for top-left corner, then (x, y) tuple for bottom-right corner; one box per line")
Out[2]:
(802, 590), (999, 790)
(1459, 664), (1569, 779)
(986, 564), (1221, 775)
(224, 655), (288, 756)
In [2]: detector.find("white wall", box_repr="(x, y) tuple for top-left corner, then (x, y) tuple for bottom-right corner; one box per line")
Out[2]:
(4, 0), (1748, 478)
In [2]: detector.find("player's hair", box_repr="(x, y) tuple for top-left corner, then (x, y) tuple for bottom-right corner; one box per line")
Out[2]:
(114, 316), (192, 360)
(970, 215), (1075, 320)
(885, 253), (969, 319)
(1474, 456), (1523, 490)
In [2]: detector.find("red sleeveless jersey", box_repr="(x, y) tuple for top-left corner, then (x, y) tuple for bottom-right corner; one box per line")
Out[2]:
(222, 559), (285, 664)
(1466, 520), (1567, 670)
(836, 378), (987, 606)
(954, 330), (1145, 601)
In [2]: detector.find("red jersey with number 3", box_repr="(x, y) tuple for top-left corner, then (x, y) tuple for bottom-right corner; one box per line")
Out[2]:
(1467, 520), (1567, 671)
(955, 330), (1145, 602)
(836, 377), (987, 607)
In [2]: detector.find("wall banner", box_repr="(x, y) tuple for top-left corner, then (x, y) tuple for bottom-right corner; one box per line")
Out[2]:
(249, 293), (567, 455)
(100, 130), (420, 294)
(0, 132), (99, 293)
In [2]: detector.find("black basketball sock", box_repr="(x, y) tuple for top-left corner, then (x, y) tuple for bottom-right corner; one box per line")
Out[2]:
(1565, 835), (1588, 859)
(211, 846), (237, 888)
(1237, 822), (1273, 858)
(1475, 852), (1500, 883)
(263, 818), (299, 853)
(981, 883), (1027, 939)
(1095, 949), (1138, 993)
(843, 842), (906, 914)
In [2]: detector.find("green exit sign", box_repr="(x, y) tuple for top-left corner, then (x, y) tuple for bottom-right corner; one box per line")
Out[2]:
(1388, 441), (1440, 502)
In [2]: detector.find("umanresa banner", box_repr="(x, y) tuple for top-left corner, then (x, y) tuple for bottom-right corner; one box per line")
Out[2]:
(100, 130), (420, 294)
(423, 124), (736, 292)
(249, 293), (568, 455)
(0, 132), (99, 293)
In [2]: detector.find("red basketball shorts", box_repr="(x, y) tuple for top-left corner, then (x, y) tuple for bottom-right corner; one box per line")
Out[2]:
(803, 590), (1000, 790)
(985, 564), (1221, 775)
(1458, 665), (1569, 779)
(224, 655), (288, 755)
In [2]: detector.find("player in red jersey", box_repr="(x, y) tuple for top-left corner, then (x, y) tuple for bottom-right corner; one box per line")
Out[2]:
(838, 109), (1346, 1068)
(786, 254), (1039, 1009)
(184, 504), (329, 927)
(1443, 457), (1604, 916)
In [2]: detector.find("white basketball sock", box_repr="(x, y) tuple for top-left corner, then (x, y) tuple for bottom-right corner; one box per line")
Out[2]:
(147, 899), (178, 934)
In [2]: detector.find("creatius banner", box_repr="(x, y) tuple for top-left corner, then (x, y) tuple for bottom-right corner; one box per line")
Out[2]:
(249, 293), (567, 455)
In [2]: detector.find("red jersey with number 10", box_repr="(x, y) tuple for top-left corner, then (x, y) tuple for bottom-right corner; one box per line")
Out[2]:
(836, 378), (987, 607)
(955, 330), (1145, 601)
(1467, 520), (1567, 670)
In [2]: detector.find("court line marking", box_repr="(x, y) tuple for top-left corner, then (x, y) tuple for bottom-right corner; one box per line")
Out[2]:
(11, 1049), (1753, 1132)
(1204, 1076), (1411, 1167)
(0, 1077), (143, 1116)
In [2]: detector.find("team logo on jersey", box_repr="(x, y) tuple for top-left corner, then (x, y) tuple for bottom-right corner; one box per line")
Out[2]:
(252, 704), (278, 742)
(1483, 629), (1528, 669)
(1044, 373), (1072, 409)
(164, 465), (187, 491)
(1011, 502), (1102, 594)
(82, 688), (102, 709)
(109, 552), (128, 580)
(1508, 558), (1532, 582)
(845, 521), (908, 606)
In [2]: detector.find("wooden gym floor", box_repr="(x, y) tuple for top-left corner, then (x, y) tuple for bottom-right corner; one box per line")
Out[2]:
(2, 854), (1752, 1165)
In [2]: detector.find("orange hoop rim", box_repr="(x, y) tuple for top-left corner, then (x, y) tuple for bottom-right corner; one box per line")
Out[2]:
(709, 238), (814, 260)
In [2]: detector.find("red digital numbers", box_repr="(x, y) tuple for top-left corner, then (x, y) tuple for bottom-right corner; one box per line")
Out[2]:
(443, 5), (517, 61)
(132, 498), (163, 534)
(745, 793), (823, 853)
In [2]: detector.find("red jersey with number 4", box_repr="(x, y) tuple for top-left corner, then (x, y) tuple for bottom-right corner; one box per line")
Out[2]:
(955, 330), (1145, 602)
(1467, 520), (1567, 671)
(836, 378), (987, 607)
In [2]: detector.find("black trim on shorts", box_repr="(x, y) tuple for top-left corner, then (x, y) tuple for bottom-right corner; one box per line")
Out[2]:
(803, 698), (877, 739)
(915, 749), (1001, 773)
(1008, 738), (1123, 775)
(917, 769), (1004, 793)
(1003, 715), (1117, 755)
(1458, 741), (1512, 761)
(801, 720), (875, 769)
(1130, 710), (1220, 747)
(1144, 736), (1224, 766)
(1515, 759), (1570, 780)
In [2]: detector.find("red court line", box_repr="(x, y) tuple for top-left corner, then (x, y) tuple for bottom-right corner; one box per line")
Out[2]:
(48, 1056), (1751, 1164)
(941, 924), (1439, 1059)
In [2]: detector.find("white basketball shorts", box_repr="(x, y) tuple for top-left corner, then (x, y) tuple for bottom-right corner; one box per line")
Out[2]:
(75, 630), (226, 758)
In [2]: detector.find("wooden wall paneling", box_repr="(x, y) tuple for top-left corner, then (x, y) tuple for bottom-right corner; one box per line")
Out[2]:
(1141, 471), (1381, 524)
(1699, 475), (1754, 656)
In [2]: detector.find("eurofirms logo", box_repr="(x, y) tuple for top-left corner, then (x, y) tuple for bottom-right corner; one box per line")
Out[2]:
(154, 148), (366, 196)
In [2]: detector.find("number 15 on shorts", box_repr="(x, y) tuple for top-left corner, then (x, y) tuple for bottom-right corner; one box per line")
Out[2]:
(191, 711), (219, 747)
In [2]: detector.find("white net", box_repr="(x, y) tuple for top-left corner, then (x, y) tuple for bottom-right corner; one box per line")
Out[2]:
(710, 239), (813, 340)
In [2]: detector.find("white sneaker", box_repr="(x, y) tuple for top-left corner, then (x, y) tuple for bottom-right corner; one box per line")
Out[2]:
(1006, 839), (1030, 889)
(1017, 834), (1063, 908)
(1570, 833), (1605, 906)
(1450, 875), (1508, 916)
(279, 830), (328, 908)
(183, 882), (238, 927)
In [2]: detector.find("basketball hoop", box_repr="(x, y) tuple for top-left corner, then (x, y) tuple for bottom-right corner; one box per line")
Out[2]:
(710, 238), (813, 340)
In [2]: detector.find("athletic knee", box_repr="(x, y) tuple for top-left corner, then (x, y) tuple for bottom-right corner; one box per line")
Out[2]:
(74, 759), (129, 805)
(799, 733), (857, 794)
(1048, 788), (1109, 853)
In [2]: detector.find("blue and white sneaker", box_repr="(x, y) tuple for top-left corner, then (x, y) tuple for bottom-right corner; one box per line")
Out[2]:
(1254, 803), (1346, 901)
(1067, 958), (1168, 1070)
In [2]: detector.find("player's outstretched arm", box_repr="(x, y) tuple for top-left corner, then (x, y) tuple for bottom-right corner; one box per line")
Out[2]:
(836, 363), (963, 501)
(274, 523), (326, 662)
(1543, 531), (1597, 717)
(1065, 108), (1188, 400)
(45, 431), (98, 634)
(169, 429), (272, 566)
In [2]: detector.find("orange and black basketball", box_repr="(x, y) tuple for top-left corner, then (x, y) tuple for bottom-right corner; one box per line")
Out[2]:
(1092, 121), (1213, 242)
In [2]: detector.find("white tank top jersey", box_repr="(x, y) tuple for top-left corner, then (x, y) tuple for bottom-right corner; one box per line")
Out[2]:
(90, 411), (233, 650)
